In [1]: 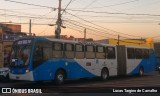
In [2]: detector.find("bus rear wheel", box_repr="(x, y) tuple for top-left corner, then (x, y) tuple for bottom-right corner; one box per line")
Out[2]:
(55, 70), (65, 85)
(139, 67), (144, 76)
(101, 68), (109, 80)
(158, 67), (160, 74)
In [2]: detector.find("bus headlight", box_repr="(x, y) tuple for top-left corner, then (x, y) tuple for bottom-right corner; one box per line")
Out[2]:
(25, 69), (30, 73)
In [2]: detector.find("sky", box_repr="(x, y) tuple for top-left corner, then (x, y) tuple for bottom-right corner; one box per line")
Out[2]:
(1, 0), (160, 41)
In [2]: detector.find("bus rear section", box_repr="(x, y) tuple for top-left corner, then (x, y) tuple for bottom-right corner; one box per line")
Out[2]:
(117, 45), (156, 76)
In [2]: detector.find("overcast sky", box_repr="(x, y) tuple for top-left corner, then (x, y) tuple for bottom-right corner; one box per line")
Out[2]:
(1, 0), (160, 40)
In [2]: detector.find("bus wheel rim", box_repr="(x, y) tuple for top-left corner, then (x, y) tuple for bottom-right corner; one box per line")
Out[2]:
(57, 74), (64, 82)
(140, 69), (143, 76)
(102, 71), (107, 79)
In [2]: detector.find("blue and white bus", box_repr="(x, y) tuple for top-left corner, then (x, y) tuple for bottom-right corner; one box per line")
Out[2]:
(9, 37), (157, 84)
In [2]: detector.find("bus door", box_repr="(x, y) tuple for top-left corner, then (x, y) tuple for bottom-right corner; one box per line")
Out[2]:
(117, 45), (127, 76)
(106, 46), (117, 76)
(85, 45), (97, 76)
(32, 41), (52, 80)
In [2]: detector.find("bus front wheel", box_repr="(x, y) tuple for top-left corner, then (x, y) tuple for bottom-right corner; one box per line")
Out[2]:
(101, 68), (109, 80)
(55, 70), (65, 85)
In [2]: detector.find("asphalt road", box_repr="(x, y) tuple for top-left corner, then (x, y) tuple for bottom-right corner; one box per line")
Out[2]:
(0, 71), (160, 95)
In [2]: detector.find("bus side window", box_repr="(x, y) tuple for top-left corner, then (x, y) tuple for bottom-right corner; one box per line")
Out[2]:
(86, 45), (95, 59)
(75, 44), (84, 59)
(96, 46), (105, 59)
(34, 42), (52, 61)
(135, 49), (142, 59)
(33, 45), (43, 61)
(142, 49), (149, 59)
(149, 49), (154, 55)
(52, 42), (63, 58)
(42, 42), (52, 60)
(106, 47), (116, 59)
(64, 43), (74, 59)
(127, 48), (135, 59)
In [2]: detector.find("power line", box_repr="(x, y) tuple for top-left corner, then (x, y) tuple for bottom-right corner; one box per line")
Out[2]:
(5, 0), (160, 17)
(2, 8), (48, 10)
(0, 22), (56, 25)
(63, 18), (114, 39)
(38, 19), (56, 36)
(86, 21), (160, 24)
(0, 8), (39, 16)
(3, 0), (156, 40)
(72, 0), (140, 9)
(0, 9), (56, 19)
(120, 0), (160, 12)
(4, 0), (56, 9)
(63, 14), (160, 23)
(72, 0), (97, 17)
(62, 14), (160, 22)
(61, 0), (74, 15)
(66, 23), (143, 40)
(63, 17), (118, 37)
(67, 9), (160, 17)
(66, 24), (110, 39)
(0, 13), (56, 20)
(65, 11), (141, 38)
(81, 0), (97, 10)
(4, 0), (160, 17)
(97, 0), (139, 8)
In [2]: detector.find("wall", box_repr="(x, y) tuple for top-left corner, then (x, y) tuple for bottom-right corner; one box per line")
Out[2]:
(109, 39), (153, 48)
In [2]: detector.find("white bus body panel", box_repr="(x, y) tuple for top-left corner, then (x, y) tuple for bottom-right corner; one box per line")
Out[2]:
(9, 71), (34, 81)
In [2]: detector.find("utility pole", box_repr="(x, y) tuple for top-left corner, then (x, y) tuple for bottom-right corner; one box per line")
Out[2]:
(29, 19), (32, 36)
(117, 35), (120, 45)
(84, 28), (86, 42)
(55, 0), (62, 39)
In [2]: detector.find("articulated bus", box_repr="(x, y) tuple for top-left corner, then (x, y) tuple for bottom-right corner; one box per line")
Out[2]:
(9, 37), (157, 84)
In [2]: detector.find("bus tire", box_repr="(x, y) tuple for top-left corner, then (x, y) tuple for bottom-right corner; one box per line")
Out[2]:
(101, 68), (109, 80)
(55, 70), (65, 85)
(158, 67), (160, 74)
(139, 67), (144, 76)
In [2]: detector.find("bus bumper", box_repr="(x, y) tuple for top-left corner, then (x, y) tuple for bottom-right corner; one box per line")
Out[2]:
(9, 71), (34, 81)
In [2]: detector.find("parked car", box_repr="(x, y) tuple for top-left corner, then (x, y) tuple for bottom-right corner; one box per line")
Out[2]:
(0, 67), (9, 80)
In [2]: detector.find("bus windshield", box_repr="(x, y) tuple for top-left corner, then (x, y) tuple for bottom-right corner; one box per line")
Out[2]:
(10, 42), (32, 67)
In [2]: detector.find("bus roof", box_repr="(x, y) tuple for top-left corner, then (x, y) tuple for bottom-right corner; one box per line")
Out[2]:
(13, 36), (150, 49)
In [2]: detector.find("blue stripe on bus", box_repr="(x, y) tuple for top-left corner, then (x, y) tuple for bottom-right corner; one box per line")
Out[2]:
(33, 59), (96, 81)
(129, 55), (156, 75)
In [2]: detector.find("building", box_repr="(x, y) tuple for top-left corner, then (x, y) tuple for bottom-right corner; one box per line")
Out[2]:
(96, 38), (153, 48)
(0, 24), (27, 67)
